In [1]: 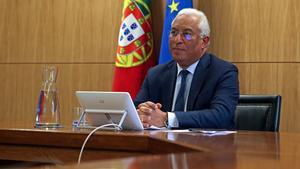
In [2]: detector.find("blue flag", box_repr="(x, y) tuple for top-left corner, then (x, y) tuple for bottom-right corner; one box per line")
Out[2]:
(158, 0), (193, 64)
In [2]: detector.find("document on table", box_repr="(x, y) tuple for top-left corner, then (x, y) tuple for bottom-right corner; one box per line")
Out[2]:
(188, 129), (237, 136)
(145, 127), (237, 136)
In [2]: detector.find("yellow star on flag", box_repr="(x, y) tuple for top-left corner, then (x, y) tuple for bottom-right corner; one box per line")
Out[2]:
(168, 0), (180, 13)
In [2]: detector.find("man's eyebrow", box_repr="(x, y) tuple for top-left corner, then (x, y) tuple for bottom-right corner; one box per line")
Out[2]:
(182, 28), (193, 32)
(171, 27), (193, 32)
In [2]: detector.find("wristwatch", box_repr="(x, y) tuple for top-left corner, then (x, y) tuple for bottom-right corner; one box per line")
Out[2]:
(164, 114), (168, 128)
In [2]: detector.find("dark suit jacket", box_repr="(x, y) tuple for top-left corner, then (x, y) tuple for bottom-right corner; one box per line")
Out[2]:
(134, 53), (239, 129)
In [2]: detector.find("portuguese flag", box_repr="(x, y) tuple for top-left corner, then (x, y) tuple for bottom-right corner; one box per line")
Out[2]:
(112, 0), (156, 99)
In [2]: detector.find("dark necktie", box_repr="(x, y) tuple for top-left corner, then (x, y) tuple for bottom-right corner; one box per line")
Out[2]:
(174, 70), (189, 111)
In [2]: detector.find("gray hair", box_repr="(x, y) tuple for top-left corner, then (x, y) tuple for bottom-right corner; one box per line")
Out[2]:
(172, 8), (210, 38)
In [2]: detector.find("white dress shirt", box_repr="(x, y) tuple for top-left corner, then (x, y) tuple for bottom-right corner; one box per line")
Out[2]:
(167, 60), (200, 128)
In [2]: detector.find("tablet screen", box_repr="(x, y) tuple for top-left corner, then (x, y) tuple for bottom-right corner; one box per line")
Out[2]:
(75, 91), (143, 130)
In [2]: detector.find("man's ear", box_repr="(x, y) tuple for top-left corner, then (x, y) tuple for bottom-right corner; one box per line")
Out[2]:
(202, 36), (210, 48)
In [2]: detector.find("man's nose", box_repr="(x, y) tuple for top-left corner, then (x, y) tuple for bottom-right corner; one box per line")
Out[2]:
(174, 33), (184, 42)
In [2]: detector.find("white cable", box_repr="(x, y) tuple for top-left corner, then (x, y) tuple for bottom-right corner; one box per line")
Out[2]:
(77, 123), (122, 165)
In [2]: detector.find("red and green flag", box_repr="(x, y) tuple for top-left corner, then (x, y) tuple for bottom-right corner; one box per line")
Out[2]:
(112, 0), (155, 99)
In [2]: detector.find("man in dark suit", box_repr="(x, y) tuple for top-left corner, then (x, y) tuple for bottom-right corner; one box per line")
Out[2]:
(134, 8), (239, 129)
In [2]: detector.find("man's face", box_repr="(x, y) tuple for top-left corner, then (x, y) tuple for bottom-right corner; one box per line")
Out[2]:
(169, 14), (207, 68)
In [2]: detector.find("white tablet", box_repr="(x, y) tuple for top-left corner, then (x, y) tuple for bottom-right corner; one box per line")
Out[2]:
(75, 91), (143, 131)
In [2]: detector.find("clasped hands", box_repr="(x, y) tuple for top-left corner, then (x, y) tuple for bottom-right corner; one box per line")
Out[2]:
(137, 101), (167, 128)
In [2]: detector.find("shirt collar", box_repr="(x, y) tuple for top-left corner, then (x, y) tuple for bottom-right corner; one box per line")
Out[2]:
(176, 59), (200, 76)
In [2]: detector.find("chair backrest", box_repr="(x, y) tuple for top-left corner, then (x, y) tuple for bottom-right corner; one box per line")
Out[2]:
(235, 95), (281, 132)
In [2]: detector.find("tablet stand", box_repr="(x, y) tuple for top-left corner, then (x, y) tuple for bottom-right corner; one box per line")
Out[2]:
(76, 109), (127, 130)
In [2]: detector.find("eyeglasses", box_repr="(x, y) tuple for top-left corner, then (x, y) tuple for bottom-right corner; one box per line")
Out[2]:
(169, 30), (194, 41)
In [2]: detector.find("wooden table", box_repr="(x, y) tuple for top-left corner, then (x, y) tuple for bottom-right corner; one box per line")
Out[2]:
(0, 126), (300, 168)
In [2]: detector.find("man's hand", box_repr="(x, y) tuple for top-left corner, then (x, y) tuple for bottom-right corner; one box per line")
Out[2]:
(137, 101), (167, 128)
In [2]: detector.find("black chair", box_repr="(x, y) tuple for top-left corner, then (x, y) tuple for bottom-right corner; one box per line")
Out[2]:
(235, 95), (281, 132)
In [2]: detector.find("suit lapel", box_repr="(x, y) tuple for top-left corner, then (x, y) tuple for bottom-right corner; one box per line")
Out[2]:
(187, 53), (211, 110)
(161, 62), (177, 111)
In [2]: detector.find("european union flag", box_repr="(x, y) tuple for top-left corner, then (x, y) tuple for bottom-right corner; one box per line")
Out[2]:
(159, 0), (193, 64)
